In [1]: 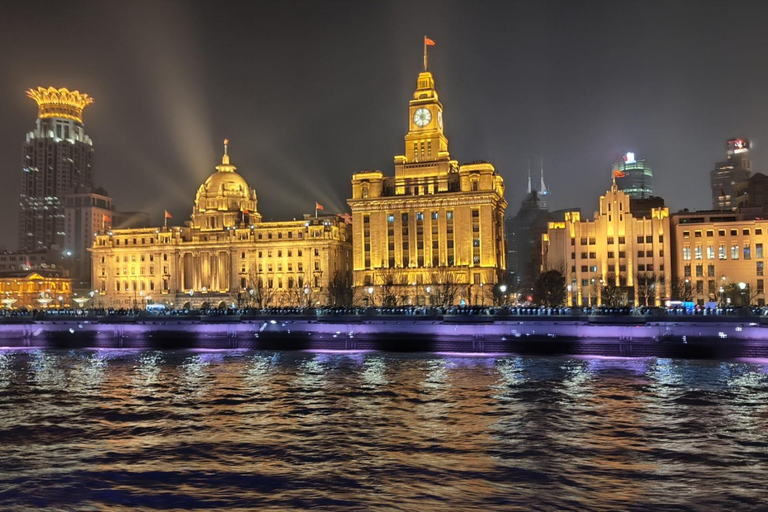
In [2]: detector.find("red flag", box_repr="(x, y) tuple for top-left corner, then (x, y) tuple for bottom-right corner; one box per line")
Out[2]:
(315, 202), (324, 211)
(102, 214), (110, 223)
(164, 210), (172, 219)
(242, 208), (249, 215)
(425, 36), (436, 46)
(613, 169), (625, 178)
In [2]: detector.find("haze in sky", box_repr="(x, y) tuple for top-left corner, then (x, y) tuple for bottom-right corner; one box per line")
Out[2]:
(1, 0), (767, 248)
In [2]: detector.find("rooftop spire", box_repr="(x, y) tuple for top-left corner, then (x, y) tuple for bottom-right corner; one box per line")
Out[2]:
(540, 158), (548, 195)
(216, 138), (236, 173)
(222, 139), (230, 165)
(527, 159), (532, 194)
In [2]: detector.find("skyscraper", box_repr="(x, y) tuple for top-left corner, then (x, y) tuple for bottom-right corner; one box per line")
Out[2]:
(612, 152), (653, 199)
(711, 138), (753, 210)
(20, 87), (95, 252)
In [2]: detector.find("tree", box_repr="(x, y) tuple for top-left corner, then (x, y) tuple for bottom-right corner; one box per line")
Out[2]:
(670, 277), (693, 302)
(326, 270), (352, 307)
(635, 272), (659, 306)
(532, 270), (566, 307)
(433, 267), (461, 307)
(722, 282), (761, 306)
(600, 273), (626, 307)
(244, 268), (276, 309)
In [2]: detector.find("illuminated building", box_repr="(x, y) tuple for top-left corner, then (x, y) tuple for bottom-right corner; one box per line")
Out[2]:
(0, 269), (71, 309)
(613, 152), (653, 199)
(671, 210), (768, 306)
(348, 62), (507, 306)
(542, 180), (671, 306)
(90, 142), (352, 309)
(711, 138), (752, 210)
(20, 87), (95, 252)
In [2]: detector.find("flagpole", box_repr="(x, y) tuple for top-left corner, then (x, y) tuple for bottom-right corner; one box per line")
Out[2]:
(423, 36), (427, 71)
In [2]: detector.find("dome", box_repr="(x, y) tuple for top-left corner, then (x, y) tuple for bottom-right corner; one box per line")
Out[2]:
(191, 140), (261, 229)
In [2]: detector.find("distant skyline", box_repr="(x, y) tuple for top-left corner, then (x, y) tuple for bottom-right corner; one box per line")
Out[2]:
(2, 0), (768, 248)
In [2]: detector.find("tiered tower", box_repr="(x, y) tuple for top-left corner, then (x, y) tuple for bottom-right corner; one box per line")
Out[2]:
(20, 87), (95, 251)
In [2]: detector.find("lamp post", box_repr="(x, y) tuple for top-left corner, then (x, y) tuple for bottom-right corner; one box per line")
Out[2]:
(367, 286), (374, 307)
(500, 284), (508, 307)
(739, 281), (747, 306)
(304, 286), (310, 308)
(426, 285), (432, 307)
(480, 282), (485, 307)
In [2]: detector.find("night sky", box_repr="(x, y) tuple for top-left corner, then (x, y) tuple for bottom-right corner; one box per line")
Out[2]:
(2, 0), (768, 249)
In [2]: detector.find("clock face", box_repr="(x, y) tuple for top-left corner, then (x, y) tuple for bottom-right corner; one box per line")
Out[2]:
(437, 111), (443, 130)
(413, 108), (432, 127)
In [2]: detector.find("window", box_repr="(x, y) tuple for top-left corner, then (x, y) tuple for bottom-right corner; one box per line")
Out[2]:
(743, 229), (750, 236)
(589, 252), (596, 259)
(637, 250), (644, 258)
(684, 265), (691, 277)
(637, 236), (644, 244)
(590, 266), (597, 272)
(619, 252), (626, 258)
(708, 264), (715, 277)
(581, 252), (588, 259)
(696, 281), (704, 294)
(581, 237), (588, 245)
(732, 245), (739, 259)
(744, 243), (751, 260)
(618, 236), (625, 244)
(759, 280), (765, 294)
(608, 251), (615, 259)
(659, 235), (664, 243)
(757, 229), (763, 235)
(388, 214), (395, 223)
(719, 244), (726, 260)
(757, 243), (764, 259)
(707, 230), (714, 237)
(694, 246), (702, 260)
(683, 247), (691, 260)
(719, 229), (726, 236)
(589, 238), (596, 245)
(707, 246), (715, 260)
(695, 230), (702, 238)
(581, 265), (588, 272)
(731, 229), (738, 236)
(758, 261), (764, 277)
(683, 231), (690, 239)
(646, 236), (652, 243)
(581, 279), (589, 286)
(696, 264), (703, 277)
(607, 237), (614, 244)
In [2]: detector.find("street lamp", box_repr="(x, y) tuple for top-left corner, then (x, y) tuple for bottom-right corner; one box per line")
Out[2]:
(367, 286), (374, 307)
(425, 285), (432, 307)
(480, 282), (485, 307)
(739, 281), (747, 306)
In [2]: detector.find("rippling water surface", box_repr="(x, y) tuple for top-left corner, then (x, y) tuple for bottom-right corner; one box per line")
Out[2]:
(1, 350), (767, 510)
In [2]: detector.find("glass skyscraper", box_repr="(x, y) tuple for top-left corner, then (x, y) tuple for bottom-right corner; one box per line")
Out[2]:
(612, 152), (653, 199)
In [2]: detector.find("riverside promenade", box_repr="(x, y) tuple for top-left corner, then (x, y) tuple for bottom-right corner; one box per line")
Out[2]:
(2, 308), (768, 358)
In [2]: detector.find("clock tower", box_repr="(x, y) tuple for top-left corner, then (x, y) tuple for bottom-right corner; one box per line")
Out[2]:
(395, 71), (454, 178)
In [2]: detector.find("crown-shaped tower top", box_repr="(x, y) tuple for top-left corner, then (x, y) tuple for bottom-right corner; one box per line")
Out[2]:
(26, 87), (94, 123)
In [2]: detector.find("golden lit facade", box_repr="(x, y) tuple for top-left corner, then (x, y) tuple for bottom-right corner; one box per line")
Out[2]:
(542, 183), (671, 306)
(90, 144), (351, 308)
(672, 211), (768, 306)
(0, 270), (72, 309)
(26, 87), (94, 124)
(348, 69), (507, 306)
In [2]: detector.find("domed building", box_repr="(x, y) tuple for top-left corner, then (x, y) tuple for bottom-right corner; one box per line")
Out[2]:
(191, 140), (261, 230)
(90, 141), (352, 309)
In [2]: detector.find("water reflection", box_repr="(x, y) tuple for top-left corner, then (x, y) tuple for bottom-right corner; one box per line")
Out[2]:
(0, 351), (766, 510)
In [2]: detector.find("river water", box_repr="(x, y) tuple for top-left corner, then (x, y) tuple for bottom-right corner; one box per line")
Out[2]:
(0, 349), (766, 510)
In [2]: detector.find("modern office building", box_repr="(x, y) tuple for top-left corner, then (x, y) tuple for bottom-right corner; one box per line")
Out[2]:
(347, 63), (507, 307)
(20, 87), (95, 252)
(90, 142), (352, 309)
(541, 179), (671, 306)
(711, 138), (753, 210)
(613, 152), (653, 199)
(671, 210), (768, 306)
